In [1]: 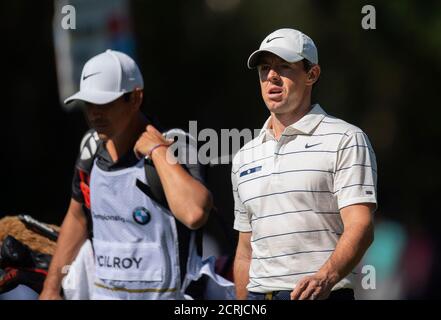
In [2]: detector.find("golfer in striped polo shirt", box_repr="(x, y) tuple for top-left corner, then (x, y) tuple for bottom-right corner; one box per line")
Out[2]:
(233, 28), (377, 300)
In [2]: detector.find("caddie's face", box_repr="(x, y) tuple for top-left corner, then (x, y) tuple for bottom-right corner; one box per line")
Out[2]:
(84, 96), (134, 141)
(257, 53), (309, 115)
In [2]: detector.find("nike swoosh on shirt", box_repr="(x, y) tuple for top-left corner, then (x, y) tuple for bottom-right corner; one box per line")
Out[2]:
(82, 72), (101, 81)
(305, 143), (322, 149)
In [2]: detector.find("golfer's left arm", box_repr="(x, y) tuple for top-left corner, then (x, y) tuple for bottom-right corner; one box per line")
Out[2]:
(291, 203), (375, 300)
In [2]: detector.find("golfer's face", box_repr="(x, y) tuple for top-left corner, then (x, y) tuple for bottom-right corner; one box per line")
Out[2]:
(257, 53), (309, 114)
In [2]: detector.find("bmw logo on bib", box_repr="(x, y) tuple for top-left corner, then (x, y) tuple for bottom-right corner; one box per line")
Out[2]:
(132, 207), (151, 225)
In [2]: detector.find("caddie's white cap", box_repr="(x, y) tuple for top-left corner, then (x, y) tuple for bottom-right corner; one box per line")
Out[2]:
(247, 28), (318, 69)
(64, 49), (144, 105)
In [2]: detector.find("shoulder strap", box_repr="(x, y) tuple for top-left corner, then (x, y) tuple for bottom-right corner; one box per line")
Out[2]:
(136, 158), (168, 208)
(76, 130), (102, 173)
(137, 158), (203, 283)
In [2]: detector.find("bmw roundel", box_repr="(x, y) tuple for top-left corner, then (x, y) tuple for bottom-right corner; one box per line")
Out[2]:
(132, 207), (151, 225)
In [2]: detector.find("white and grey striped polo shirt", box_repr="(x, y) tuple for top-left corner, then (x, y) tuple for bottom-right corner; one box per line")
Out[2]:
(232, 104), (377, 293)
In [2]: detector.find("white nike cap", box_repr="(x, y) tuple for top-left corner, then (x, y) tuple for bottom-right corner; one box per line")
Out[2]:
(247, 28), (318, 69)
(64, 49), (144, 105)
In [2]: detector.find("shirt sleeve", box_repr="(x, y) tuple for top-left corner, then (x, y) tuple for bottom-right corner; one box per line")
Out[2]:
(71, 129), (99, 204)
(232, 167), (252, 232)
(334, 130), (378, 210)
(71, 165), (84, 203)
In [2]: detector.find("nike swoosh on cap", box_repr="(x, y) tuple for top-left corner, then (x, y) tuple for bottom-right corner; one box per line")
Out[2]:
(82, 72), (101, 81)
(266, 36), (284, 43)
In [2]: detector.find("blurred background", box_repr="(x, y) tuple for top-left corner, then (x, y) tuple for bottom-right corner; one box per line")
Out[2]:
(1, 0), (440, 299)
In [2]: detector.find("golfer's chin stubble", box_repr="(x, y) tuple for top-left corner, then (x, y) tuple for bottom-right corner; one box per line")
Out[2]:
(264, 95), (290, 113)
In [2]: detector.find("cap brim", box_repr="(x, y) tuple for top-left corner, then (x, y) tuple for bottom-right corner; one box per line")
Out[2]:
(64, 90), (125, 105)
(247, 47), (304, 69)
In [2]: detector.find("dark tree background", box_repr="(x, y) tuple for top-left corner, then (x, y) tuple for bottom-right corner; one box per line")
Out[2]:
(1, 0), (440, 298)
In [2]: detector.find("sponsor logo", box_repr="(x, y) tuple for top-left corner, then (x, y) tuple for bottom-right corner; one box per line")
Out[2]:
(82, 72), (101, 81)
(132, 207), (151, 225)
(305, 142), (322, 149)
(266, 36), (284, 43)
(240, 166), (262, 177)
(93, 213), (127, 223)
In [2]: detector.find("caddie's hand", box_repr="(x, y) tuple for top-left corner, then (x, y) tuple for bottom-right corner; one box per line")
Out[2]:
(290, 271), (336, 300)
(133, 125), (173, 159)
(39, 288), (63, 300)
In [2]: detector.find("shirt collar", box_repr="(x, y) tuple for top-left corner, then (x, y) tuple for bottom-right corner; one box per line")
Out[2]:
(96, 142), (140, 171)
(258, 117), (273, 143)
(258, 104), (327, 143)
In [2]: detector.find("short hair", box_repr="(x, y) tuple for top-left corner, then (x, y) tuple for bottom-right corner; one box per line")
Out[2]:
(302, 59), (314, 73)
(122, 92), (132, 102)
(302, 59), (320, 88)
